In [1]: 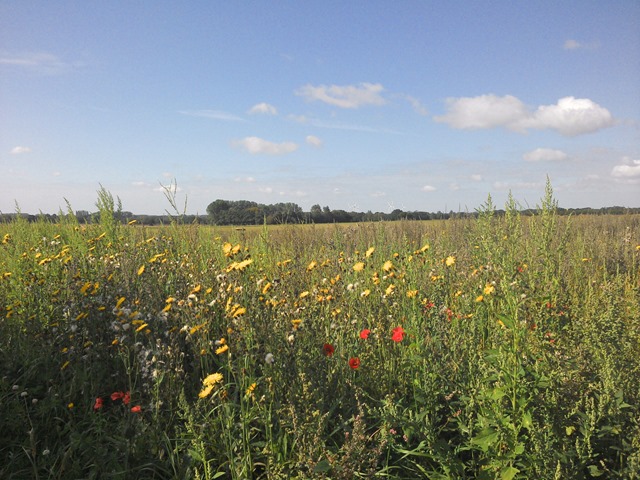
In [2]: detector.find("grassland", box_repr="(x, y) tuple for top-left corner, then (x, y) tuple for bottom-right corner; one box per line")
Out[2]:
(1, 192), (639, 479)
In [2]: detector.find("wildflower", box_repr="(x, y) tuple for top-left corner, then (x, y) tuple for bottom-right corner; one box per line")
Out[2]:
(130, 405), (142, 413)
(391, 326), (405, 342)
(199, 372), (224, 398)
(123, 392), (130, 405)
(349, 357), (361, 370)
(216, 344), (229, 355)
(476, 295), (484, 302)
(361, 289), (370, 297)
(111, 391), (125, 401)
(353, 262), (365, 272)
(307, 260), (317, 271)
(483, 284), (495, 295)
(383, 260), (394, 272)
(322, 343), (335, 356)
(406, 290), (418, 298)
(264, 353), (275, 364)
(365, 246), (375, 257)
(245, 383), (257, 397)
(67, 402), (74, 409)
(359, 329), (371, 339)
(385, 284), (395, 296)
(137, 265), (145, 276)
(445, 256), (456, 267)
(93, 397), (104, 411)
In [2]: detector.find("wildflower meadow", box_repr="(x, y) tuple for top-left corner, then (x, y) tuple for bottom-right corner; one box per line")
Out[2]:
(1, 185), (640, 479)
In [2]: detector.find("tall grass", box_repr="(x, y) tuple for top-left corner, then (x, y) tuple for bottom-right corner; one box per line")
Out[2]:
(1, 189), (639, 479)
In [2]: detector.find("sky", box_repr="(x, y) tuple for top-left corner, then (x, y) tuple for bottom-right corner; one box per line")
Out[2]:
(1, 1), (639, 215)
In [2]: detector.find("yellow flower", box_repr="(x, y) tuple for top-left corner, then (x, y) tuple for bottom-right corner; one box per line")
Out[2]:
(245, 383), (257, 397)
(406, 290), (418, 298)
(476, 295), (484, 302)
(135, 323), (149, 333)
(67, 402), (74, 409)
(483, 284), (495, 295)
(365, 246), (375, 258)
(137, 265), (145, 276)
(361, 289), (370, 297)
(353, 262), (365, 272)
(299, 291), (310, 299)
(445, 256), (456, 267)
(307, 260), (317, 271)
(382, 260), (394, 272)
(216, 344), (229, 355)
(198, 385), (214, 398)
(203, 372), (224, 386)
(385, 284), (395, 296)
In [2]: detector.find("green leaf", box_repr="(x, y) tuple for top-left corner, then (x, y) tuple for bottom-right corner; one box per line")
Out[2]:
(587, 465), (605, 477)
(490, 387), (506, 401)
(521, 410), (532, 430)
(471, 428), (499, 452)
(313, 459), (331, 473)
(566, 426), (575, 436)
(500, 466), (519, 480)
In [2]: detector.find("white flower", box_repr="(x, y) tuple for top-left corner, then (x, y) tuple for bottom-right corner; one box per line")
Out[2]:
(265, 353), (275, 364)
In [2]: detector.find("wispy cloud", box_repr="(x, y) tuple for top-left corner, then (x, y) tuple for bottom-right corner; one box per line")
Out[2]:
(233, 136), (298, 155)
(10, 146), (32, 154)
(435, 94), (614, 136)
(248, 102), (278, 115)
(422, 185), (436, 192)
(179, 109), (245, 122)
(0, 52), (82, 75)
(563, 39), (600, 50)
(305, 135), (323, 148)
(295, 82), (386, 109)
(398, 94), (428, 115)
(523, 148), (568, 162)
(304, 118), (404, 135)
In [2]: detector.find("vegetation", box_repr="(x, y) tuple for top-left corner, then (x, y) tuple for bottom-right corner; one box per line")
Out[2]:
(1, 184), (639, 478)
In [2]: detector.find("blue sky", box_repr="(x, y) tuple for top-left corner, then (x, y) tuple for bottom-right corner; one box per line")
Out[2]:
(1, 1), (639, 215)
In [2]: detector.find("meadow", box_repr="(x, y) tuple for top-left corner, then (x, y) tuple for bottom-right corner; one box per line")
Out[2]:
(1, 189), (639, 479)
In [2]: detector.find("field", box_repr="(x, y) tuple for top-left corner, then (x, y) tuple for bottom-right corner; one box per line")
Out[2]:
(1, 192), (640, 479)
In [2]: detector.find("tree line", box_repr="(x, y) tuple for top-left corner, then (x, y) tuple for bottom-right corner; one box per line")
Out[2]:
(1, 200), (639, 225)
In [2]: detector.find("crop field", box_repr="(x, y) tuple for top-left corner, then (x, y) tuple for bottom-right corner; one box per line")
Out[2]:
(1, 192), (640, 479)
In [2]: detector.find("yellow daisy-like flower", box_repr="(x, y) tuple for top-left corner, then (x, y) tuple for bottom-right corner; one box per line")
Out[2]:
(445, 256), (456, 267)
(382, 260), (394, 272)
(216, 344), (229, 355)
(385, 284), (395, 296)
(361, 289), (371, 297)
(483, 284), (495, 295)
(203, 372), (224, 386)
(245, 382), (257, 397)
(307, 260), (317, 271)
(476, 295), (484, 302)
(365, 246), (375, 258)
(198, 385), (214, 398)
(353, 262), (365, 272)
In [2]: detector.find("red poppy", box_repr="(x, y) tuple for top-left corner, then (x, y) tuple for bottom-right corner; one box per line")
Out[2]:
(93, 397), (104, 411)
(130, 405), (142, 413)
(348, 357), (360, 369)
(322, 343), (335, 356)
(123, 391), (131, 405)
(111, 391), (125, 401)
(391, 326), (405, 342)
(359, 329), (371, 339)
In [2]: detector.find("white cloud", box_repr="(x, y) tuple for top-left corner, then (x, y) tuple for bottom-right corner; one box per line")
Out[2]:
(295, 82), (386, 109)
(518, 97), (614, 136)
(234, 176), (256, 183)
(399, 94), (428, 115)
(259, 186), (274, 193)
(422, 185), (436, 192)
(248, 102), (278, 115)
(0, 52), (81, 75)
(523, 148), (568, 162)
(305, 135), (323, 147)
(471, 174), (483, 181)
(10, 146), (31, 154)
(179, 110), (245, 122)
(611, 158), (640, 179)
(435, 94), (529, 131)
(436, 94), (614, 136)
(233, 136), (298, 155)
(563, 39), (582, 50)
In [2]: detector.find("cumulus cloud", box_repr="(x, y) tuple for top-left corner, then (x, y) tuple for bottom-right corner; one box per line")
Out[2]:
(435, 94), (614, 136)
(611, 158), (640, 179)
(233, 136), (298, 155)
(305, 135), (323, 147)
(234, 176), (256, 183)
(248, 102), (278, 115)
(179, 109), (245, 122)
(422, 185), (436, 192)
(295, 82), (386, 109)
(10, 146), (32, 154)
(523, 148), (568, 162)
